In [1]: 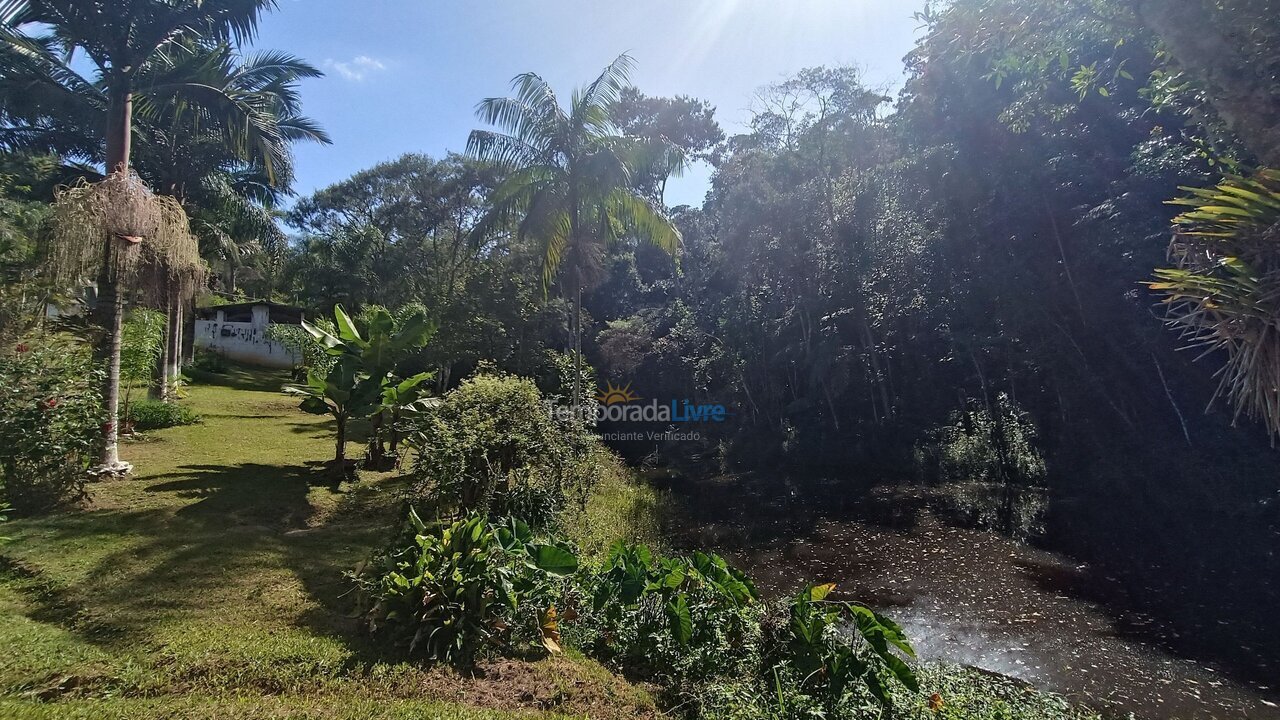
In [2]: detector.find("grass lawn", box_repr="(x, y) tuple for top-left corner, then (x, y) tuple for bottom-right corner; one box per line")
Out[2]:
(0, 366), (655, 720)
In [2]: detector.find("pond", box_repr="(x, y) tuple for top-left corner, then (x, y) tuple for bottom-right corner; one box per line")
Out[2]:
(664, 474), (1280, 720)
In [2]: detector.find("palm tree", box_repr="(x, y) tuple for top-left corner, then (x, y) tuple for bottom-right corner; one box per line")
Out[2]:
(0, 0), (293, 472)
(467, 54), (683, 410)
(126, 41), (328, 398)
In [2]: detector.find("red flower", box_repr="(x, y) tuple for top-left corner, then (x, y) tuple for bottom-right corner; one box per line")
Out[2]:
(46, 398), (59, 409)
(15, 343), (29, 353)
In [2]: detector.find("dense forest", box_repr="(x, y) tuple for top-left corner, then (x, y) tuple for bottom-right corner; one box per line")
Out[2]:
(262, 1), (1280, 677)
(2, 1), (1279, 719)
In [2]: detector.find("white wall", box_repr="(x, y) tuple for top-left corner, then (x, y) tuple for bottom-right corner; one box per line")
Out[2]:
(193, 307), (300, 369)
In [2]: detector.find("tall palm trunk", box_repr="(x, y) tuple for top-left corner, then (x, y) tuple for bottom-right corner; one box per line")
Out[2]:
(572, 270), (582, 414)
(94, 249), (125, 468)
(96, 77), (134, 470)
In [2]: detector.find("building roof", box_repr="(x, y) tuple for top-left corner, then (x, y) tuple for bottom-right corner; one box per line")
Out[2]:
(194, 301), (305, 323)
(196, 300), (304, 313)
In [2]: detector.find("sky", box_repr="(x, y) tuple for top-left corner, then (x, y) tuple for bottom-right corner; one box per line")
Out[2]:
(254, 1), (926, 208)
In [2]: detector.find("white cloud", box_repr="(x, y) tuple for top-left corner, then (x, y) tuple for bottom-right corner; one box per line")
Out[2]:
(323, 55), (387, 82)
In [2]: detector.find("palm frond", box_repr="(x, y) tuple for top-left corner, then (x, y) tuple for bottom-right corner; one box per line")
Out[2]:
(1150, 170), (1280, 439)
(572, 53), (635, 129)
(606, 189), (682, 257)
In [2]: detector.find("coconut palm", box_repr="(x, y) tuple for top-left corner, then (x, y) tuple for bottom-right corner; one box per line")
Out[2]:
(467, 54), (683, 409)
(0, 0), (297, 472)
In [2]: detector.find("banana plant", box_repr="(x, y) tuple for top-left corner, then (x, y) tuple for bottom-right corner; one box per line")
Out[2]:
(284, 354), (383, 468)
(300, 305), (438, 468)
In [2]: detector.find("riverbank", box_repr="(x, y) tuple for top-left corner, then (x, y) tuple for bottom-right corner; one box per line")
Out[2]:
(660, 473), (1280, 719)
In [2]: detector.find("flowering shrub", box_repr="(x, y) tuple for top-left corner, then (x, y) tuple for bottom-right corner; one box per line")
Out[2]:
(0, 338), (104, 512)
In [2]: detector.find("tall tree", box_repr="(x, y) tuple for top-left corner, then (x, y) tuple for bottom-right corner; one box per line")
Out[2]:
(1132, 0), (1280, 166)
(467, 54), (682, 408)
(0, 0), (290, 472)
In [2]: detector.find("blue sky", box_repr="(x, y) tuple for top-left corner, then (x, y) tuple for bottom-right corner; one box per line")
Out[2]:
(254, 1), (925, 208)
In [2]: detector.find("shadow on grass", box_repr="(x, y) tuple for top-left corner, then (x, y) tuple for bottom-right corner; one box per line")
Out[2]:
(3, 457), (412, 677)
(185, 363), (291, 393)
(0, 460), (355, 649)
(145, 462), (337, 527)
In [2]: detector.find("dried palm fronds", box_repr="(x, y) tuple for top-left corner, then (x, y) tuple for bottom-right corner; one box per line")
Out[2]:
(44, 170), (204, 297)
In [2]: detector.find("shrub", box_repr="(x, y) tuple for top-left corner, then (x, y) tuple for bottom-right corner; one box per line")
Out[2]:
(352, 509), (578, 667)
(914, 393), (1048, 539)
(120, 308), (164, 405)
(124, 399), (200, 431)
(189, 348), (227, 374)
(761, 583), (920, 716)
(0, 338), (103, 512)
(577, 542), (761, 688)
(407, 372), (595, 525)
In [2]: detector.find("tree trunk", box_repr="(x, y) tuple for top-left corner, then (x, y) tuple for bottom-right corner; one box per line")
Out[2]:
(95, 265), (125, 469)
(1135, 0), (1280, 167)
(149, 299), (169, 401)
(182, 297), (195, 363)
(335, 415), (347, 465)
(95, 77), (133, 472)
(388, 408), (402, 455)
(572, 272), (583, 414)
(367, 411), (384, 468)
(105, 79), (133, 174)
(167, 299), (182, 392)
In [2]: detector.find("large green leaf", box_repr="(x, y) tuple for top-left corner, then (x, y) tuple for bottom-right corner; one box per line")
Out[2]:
(333, 304), (366, 347)
(298, 395), (330, 415)
(530, 544), (578, 576)
(665, 593), (692, 646)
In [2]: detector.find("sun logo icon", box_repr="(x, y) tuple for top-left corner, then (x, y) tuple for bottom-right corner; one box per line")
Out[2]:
(596, 381), (641, 405)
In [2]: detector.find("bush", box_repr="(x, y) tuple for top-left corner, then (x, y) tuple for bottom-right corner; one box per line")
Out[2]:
(124, 399), (200, 431)
(407, 372), (595, 525)
(575, 548), (920, 717)
(189, 348), (227, 374)
(0, 338), (103, 512)
(759, 584), (919, 716)
(120, 308), (164, 395)
(576, 542), (761, 688)
(351, 510), (578, 667)
(914, 393), (1048, 540)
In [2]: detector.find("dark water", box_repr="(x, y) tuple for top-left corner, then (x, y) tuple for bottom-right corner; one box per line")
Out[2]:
(664, 475), (1280, 720)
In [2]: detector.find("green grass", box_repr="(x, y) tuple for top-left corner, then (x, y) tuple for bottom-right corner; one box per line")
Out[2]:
(0, 366), (655, 719)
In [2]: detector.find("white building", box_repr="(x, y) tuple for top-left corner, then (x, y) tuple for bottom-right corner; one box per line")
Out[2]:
(193, 302), (303, 369)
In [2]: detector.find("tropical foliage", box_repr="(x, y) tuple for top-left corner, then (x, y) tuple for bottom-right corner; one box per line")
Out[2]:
(408, 372), (594, 527)
(0, 338), (103, 511)
(1150, 170), (1280, 437)
(467, 54), (683, 407)
(285, 304), (435, 468)
(351, 510), (578, 667)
